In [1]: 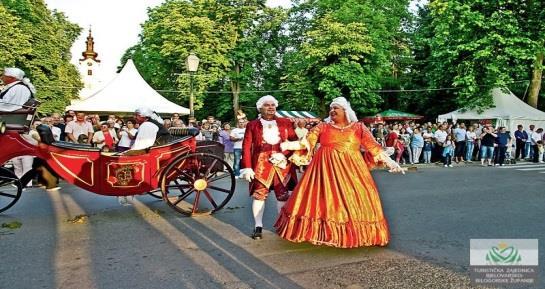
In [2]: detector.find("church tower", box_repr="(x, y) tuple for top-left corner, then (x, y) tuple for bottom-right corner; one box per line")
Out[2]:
(77, 27), (103, 99)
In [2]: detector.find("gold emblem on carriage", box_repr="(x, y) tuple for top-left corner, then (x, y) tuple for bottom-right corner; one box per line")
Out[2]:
(115, 165), (134, 186)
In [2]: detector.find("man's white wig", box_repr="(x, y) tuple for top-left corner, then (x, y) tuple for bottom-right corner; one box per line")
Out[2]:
(3, 67), (36, 93)
(4, 68), (25, 80)
(135, 107), (164, 124)
(325, 97), (358, 123)
(256, 95), (278, 110)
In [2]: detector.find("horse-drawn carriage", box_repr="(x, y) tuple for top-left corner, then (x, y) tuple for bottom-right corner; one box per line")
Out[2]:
(0, 102), (236, 216)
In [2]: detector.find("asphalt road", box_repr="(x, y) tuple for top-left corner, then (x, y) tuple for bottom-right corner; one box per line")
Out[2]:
(1, 163), (544, 289)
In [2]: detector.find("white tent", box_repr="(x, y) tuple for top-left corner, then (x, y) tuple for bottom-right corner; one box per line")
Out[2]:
(438, 88), (545, 133)
(67, 59), (190, 116)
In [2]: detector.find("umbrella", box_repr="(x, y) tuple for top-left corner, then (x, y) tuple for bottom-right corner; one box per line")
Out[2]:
(376, 109), (423, 121)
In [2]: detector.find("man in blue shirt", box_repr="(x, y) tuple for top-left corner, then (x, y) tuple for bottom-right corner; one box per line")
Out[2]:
(514, 125), (528, 160)
(495, 127), (511, 166)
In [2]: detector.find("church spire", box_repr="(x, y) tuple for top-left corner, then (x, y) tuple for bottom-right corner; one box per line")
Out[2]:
(80, 26), (100, 62)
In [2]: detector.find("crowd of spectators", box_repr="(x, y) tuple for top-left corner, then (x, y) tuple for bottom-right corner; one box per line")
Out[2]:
(20, 110), (545, 192)
(368, 121), (545, 167)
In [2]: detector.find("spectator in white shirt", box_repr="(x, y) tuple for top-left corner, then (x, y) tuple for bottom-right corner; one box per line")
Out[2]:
(42, 117), (61, 142)
(531, 128), (543, 163)
(465, 126), (477, 162)
(433, 124), (448, 161)
(230, 121), (247, 177)
(525, 124), (535, 159)
(65, 112), (94, 144)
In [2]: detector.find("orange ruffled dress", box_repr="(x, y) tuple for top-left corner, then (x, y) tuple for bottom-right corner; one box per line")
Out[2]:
(274, 122), (390, 248)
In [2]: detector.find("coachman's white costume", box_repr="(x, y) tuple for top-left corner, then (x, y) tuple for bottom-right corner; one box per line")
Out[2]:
(0, 67), (35, 111)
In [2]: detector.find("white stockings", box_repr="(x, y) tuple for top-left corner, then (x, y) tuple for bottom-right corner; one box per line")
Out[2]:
(252, 199), (265, 228)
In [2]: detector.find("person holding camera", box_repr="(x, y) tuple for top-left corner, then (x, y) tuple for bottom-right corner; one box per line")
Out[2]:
(117, 119), (138, 152)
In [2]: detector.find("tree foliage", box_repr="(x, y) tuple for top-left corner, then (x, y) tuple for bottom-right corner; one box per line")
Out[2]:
(281, 0), (411, 117)
(424, 0), (542, 111)
(1, 0), (82, 115)
(115, 0), (544, 118)
(0, 5), (31, 67)
(281, 14), (381, 116)
(123, 0), (283, 121)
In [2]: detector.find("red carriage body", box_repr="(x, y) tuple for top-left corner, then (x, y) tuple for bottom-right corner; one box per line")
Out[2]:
(0, 107), (235, 216)
(0, 131), (195, 196)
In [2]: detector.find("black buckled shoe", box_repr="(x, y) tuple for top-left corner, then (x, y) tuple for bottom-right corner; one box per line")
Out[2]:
(251, 226), (263, 240)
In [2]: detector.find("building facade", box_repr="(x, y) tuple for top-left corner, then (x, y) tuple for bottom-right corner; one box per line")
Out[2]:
(77, 28), (103, 99)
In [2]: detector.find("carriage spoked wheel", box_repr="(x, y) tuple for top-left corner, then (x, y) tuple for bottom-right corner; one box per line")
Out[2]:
(160, 152), (235, 216)
(146, 189), (163, 199)
(0, 167), (23, 214)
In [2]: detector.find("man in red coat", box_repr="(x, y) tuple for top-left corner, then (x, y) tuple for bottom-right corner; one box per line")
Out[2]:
(240, 95), (298, 240)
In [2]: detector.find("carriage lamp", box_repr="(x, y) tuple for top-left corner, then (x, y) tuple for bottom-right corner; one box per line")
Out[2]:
(185, 53), (200, 118)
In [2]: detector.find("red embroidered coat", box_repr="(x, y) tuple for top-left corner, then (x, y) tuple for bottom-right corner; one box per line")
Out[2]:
(241, 117), (298, 191)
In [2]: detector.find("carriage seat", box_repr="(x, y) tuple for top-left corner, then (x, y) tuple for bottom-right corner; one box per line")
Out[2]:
(149, 135), (193, 149)
(40, 127), (200, 153)
(0, 99), (41, 133)
(167, 127), (200, 138)
(35, 124), (100, 151)
(51, 141), (101, 152)
(146, 127), (200, 149)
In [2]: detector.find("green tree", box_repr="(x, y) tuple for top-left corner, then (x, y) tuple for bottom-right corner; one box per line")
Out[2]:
(282, 14), (381, 116)
(1, 0), (82, 114)
(396, 4), (459, 118)
(426, 0), (538, 111)
(281, 0), (410, 117)
(514, 1), (545, 108)
(0, 5), (31, 67)
(223, 5), (289, 119)
(123, 0), (284, 121)
(198, 6), (289, 121)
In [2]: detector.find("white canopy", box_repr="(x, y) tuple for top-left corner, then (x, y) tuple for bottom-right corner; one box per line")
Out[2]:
(438, 88), (545, 132)
(67, 59), (189, 116)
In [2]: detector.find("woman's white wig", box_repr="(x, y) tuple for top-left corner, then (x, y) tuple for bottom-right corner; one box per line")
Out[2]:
(135, 107), (164, 124)
(256, 95), (278, 110)
(325, 97), (358, 123)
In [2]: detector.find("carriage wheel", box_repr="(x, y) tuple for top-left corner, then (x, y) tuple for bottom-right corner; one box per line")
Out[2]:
(160, 153), (235, 216)
(0, 167), (23, 214)
(146, 189), (163, 199)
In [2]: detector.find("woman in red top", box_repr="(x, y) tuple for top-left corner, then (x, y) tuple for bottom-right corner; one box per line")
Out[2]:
(385, 124), (399, 148)
(92, 122), (118, 151)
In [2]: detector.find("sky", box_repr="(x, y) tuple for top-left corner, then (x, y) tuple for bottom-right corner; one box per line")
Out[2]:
(44, 0), (293, 82)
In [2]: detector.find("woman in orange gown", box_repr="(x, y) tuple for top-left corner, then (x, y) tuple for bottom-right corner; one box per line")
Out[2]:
(275, 97), (403, 248)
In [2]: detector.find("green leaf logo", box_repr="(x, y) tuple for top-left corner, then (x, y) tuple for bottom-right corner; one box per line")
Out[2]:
(486, 242), (522, 265)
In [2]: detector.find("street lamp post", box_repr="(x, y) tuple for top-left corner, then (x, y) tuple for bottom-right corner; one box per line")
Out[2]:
(185, 53), (200, 118)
